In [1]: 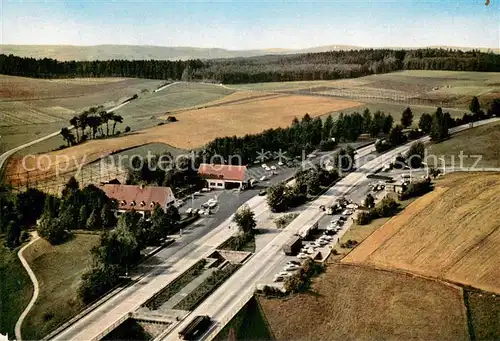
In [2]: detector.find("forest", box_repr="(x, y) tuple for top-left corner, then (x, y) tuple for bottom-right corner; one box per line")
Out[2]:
(1, 48), (498, 83)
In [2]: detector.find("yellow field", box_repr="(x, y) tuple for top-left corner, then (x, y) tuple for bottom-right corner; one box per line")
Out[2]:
(6, 93), (361, 184)
(259, 263), (469, 341)
(343, 172), (500, 294)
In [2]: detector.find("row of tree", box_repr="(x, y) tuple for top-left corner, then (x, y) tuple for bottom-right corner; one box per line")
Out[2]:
(60, 106), (125, 147)
(2, 48), (499, 82)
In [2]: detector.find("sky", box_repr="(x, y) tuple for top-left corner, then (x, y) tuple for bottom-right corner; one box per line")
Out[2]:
(1, 0), (499, 49)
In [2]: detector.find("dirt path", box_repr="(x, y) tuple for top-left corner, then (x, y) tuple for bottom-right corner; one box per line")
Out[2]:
(15, 232), (40, 341)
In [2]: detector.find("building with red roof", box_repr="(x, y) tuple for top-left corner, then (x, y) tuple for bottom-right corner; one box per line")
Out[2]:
(197, 163), (249, 189)
(99, 184), (176, 215)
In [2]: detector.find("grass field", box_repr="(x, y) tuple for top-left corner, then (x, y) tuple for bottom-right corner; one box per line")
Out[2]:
(21, 234), (99, 340)
(259, 263), (469, 341)
(0, 75), (162, 154)
(214, 297), (273, 341)
(228, 71), (499, 110)
(342, 172), (500, 294)
(465, 289), (500, 341)
(0, 240), (33, 338)
(5, 93), (360, 184)
(425, 120), (500, 168)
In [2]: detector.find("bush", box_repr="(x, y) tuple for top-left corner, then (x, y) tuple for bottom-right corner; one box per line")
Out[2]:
(78, 264), (121, 304)
(274, 213), (299, 229)
(284, 259), (324, 294)
(157, 122), (165, 126)
(319, 139), (337, 151)
(124, 126), (131, 133)
(356, 211), (373, 225)
(340, 239), (358, 248)
(400, 179), (433, 200)
(166, 116), (178, 122)
(372, 197), (400, 217)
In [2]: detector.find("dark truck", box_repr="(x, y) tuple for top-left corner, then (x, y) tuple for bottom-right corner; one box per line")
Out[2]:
(282, 235), (302, 256)
(178, 315), (211, 340)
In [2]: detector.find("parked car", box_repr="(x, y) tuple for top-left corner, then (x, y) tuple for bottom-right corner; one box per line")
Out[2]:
(207, 201), (218, 208)
(259, 189), (267, 196)
(261, 164), (268, 168)
(278, 161), (284, 166)
(287, 260), (301, 266)
(174, 199), (185, 207)
(264, 166), (271, 171)
(284, 264), (300, 271)
(297, 253), (309, 259)
(273, 275), (285, 282)
(201, 187), (211, 192)
(193, 191), (201, 196)
(279, 271), (292, 277)
(270, 165), (277, 170)
(198, 209), (205, 215)
(260, 175), (268, 181)
(185, 208), (193, 214)
(191, 208), (199, 214)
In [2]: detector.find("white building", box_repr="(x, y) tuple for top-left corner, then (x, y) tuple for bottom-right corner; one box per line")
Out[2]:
(198, 164), (249, 190)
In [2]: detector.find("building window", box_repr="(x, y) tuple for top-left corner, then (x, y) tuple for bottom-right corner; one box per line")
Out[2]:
(217, 183), (223, 187)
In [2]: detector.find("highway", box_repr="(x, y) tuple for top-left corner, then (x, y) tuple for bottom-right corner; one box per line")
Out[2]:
(168, 117), (500, 341)
(48, 118), (498, 341)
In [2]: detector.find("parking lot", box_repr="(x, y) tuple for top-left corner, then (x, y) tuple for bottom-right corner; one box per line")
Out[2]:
(259, 165), (430, 289)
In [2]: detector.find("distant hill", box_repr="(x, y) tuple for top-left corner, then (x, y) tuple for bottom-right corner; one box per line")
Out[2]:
(2, 44), (497, 61)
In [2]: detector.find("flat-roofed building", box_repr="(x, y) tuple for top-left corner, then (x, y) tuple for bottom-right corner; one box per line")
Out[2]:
(198, 164), (249, 190)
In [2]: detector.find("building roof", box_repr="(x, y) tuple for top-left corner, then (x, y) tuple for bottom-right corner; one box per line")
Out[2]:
(198, 163), (248, 182)
(99, 184), (175, 212)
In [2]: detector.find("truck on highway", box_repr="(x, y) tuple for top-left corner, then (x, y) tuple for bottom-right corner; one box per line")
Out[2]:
(178, 315), (211, 340)
(283, 235), (302, 256)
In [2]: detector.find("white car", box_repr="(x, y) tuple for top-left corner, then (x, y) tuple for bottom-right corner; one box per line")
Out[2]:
(207, 200), (218, 208)
(185, 208), (193, 214)
(193, 191), (201, 196)
(342, 209), (353, 215)
(175, 199), (184, 207)
(264, 166), (271, 171)
(191, 208), (199, 214)
(322, 235), (333, 241)
(284, 264), (300, 271)
(305, 248), (315, 254)
(297, 253), (309, 259)
(278, 161), (284, 166)
(279, 271), (293, 277)
(198, 209), (205, 215)
(260, 175), (268, 181)
(270, 165), (277, 170)
(201, 187), (211, 192)
(317, 239), (328, 246)
(261, 164), (268, 168)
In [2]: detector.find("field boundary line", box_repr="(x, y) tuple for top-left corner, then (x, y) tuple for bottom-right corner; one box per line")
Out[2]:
(15, 232), (41, 341)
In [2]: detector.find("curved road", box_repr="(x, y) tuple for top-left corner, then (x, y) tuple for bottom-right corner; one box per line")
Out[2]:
(15, 232), (40, 341)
